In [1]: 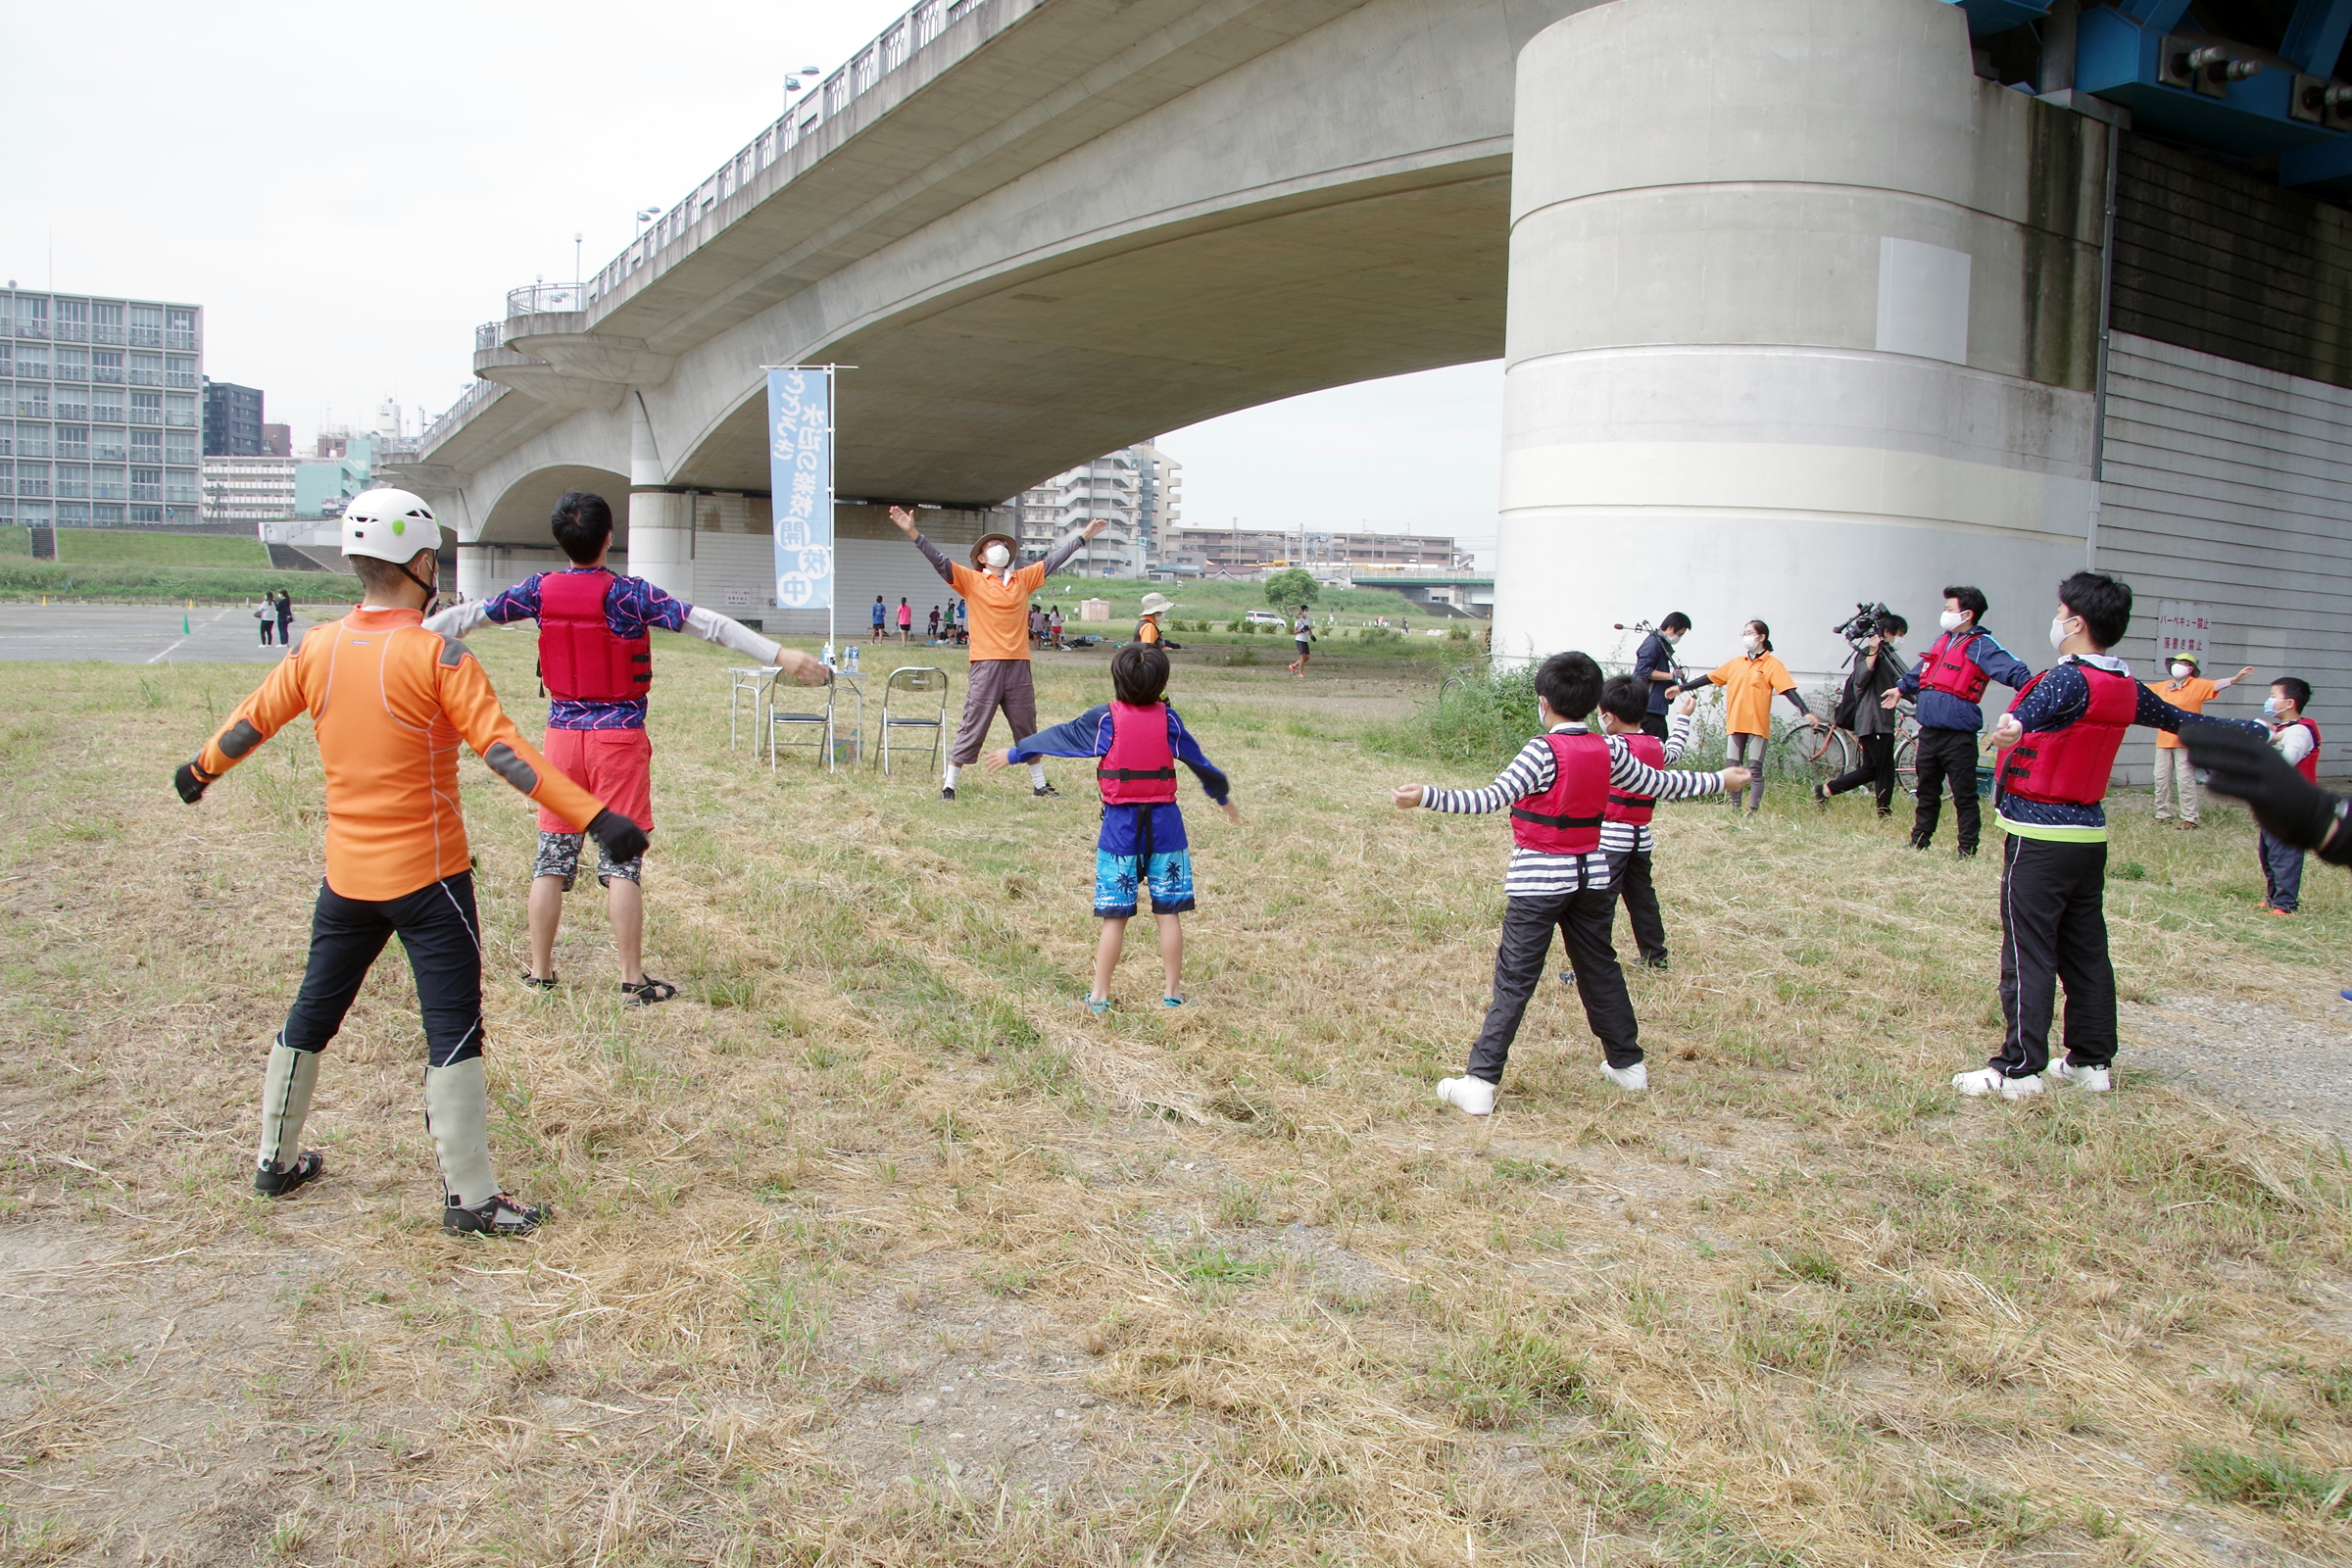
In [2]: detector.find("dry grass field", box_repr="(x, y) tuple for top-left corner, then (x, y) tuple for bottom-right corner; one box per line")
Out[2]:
(2, 631), (2349, 1567)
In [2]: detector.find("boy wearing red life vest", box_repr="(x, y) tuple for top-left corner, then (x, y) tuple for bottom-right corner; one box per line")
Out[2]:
(2259, 676), (2322, 915)
(1395, 652), (1745, 1112)
(1958, 572), (2263, 1101)
(986, 643), (1238, 1007)
(1593, 674), (1701, 969)
(426, 491), (827, 1002)
(1885, 585), (2033, 858)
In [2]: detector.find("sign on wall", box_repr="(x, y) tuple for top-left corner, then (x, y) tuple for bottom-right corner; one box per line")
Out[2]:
(2155, 600), (2211, 660)
(766, 367), (834, 612)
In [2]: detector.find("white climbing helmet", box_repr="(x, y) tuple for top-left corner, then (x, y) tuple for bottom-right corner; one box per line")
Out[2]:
(341, 489), (443, 562)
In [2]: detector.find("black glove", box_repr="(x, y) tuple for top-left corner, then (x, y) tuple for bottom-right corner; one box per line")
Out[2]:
(173, 760), (214, 805)
(588, 808), (650, 865)
(2179, 719), (2337, 849)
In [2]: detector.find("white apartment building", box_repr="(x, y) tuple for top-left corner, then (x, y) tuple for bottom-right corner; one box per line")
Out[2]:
(1008, 440), (1181, 578)
(201, 456), (300, 526)
(1, 288), (203, 526)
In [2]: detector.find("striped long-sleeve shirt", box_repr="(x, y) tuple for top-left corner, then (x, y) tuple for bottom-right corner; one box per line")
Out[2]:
(1598, 711), (1694, 858)
(1420, 722), (1722, 896)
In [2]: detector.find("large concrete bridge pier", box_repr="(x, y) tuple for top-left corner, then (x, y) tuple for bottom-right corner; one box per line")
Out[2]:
(1495, 0), (2106, 663)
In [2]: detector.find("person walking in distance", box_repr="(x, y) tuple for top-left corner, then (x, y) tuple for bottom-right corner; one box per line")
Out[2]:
(171, 489), (649, 1235)
(1675, 620), (1822, 812)
(2146, 653), (2255, 828)
(2259, 676), (2322, 915)
(1886, 586), (2032, 858)
(1287, 605), (1316, 676)
(1952, 572), (2245, 1101)
(1631, 612), (1691, 740)
(1816, 612), (1909, 815)
(426, 491), (827, 1002)
(898, 596), (913, 644)
(274, 589), (295, 650)
(889, 504), (1107, 800)
(1398, 652), (1744, 1112)
(870, 594), (888, 643)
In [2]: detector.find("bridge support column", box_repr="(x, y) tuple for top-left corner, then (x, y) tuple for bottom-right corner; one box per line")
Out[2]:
(626, 490), (693, 601)
(455, 544), (494, 602)
(1495, 0), (2108, 682)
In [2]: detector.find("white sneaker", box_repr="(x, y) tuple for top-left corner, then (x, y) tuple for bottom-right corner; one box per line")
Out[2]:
(2051, 1060), (2111, 1093)
(1952, 1066), (2044, 1100)
(1599, 1061), (1648, 1093)
(1436, 1077), (1497, 1115)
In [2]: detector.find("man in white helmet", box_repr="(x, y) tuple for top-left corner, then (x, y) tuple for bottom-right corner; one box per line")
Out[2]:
(887, 505), (1106, 800)
(172, 489), (649, 1237)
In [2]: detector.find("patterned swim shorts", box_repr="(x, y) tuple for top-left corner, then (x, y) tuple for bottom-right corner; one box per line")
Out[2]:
(1093, 848), (1196, 918)
(533, 830), (642, 890)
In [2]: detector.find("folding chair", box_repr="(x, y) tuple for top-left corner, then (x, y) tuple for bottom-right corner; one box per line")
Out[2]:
(767, 670), (839, 772)
(879, 665), (951, 777)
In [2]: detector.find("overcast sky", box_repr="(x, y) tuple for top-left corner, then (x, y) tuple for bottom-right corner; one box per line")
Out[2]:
(1, 0), (1499, 564)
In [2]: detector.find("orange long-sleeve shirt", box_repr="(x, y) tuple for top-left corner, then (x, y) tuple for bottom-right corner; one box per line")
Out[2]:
(194, 607), (606, 901)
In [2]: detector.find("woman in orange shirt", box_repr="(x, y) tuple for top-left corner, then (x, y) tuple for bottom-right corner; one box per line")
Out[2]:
(1676, 619), (1822, 811)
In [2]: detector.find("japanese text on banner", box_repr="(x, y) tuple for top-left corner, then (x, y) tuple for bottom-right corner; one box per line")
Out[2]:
(767, 367), (834, 611)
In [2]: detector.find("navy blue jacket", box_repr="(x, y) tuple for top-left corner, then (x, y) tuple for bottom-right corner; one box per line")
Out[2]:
(1895, 626), (2032, 733)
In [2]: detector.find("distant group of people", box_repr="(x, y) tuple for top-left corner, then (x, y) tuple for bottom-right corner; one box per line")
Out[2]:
(871, 594), (972, 646)
(253, 589), (294, 648)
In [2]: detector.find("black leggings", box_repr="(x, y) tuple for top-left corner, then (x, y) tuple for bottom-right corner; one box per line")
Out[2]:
(1826, 732), (1895, 812)
(279, 873), (484, 1067)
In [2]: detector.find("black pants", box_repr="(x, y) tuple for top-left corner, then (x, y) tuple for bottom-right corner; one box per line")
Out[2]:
(1993, 835), (2115, 1077)
(1609, 849), (1666, 964)
(2260, 830), (2306, 912)
(1910, 726), (1983, 854)
(1640, 713), (1669, 741)
(1467, 887), (1640, 1081)
(1827, 732), (1895, 814)
(280, 873), (484, 1067)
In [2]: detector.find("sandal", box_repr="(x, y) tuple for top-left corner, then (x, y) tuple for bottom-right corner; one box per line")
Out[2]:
(1077, 996), (1110, 1015)
(253, 1150), (324, 1199)
(621, 976), (678, 1006)
(519, 970), (559, 991)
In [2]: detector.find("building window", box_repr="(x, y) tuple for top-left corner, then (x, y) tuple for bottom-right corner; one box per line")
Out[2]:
(129, 392), (161, 424)
(91, 503), (122, 524)
(56, 425), (87, 459)
(165, 393), (195, 427)
(166, 356), (196, 388)
(90, 426), (124, 461)
(56, 465), (89, 499)
(53, 299), (87, 340)
(13, 423), (47, 458)
(52, 388), (87, 420)
(165, 432), (195, 464)
(14, 346), (46, 379)
(13, 387), (46, 418)
(165, 309), (197, 351)
(130, 467), (162, 501)
(88, 302), (123, 345)
(128, 504), (160, 523)
(57, 501), (91, 523)
(90, 352), (122, 384)
(128, 353), (163, 386)
(17, 463), (49, 497)
(127, 304), (163, 348)
(0, 460), (10, 494)
(91, 466), (124, 500)
(53, 347), (87, 381)
(130, 430), (161, 459)
(90, 390), (122, 421)
(15, 296), (48, 336)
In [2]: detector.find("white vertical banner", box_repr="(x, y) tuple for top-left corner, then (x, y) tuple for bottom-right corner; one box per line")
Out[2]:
(767, 366), (834, 612)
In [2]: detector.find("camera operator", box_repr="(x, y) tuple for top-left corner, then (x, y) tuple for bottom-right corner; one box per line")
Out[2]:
(1630, 612), (1691, 740)
(1816, 610), (1908, 815)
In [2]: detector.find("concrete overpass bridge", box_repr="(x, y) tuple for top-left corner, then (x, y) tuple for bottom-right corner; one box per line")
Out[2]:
(389, 0), (2352, 761)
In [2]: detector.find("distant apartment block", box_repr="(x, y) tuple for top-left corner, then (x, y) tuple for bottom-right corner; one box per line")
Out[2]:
(0, 288), (202, 526)
(1007, 441), (1182, 578)
(1162, 526), (1470, 576)
(204, 379), (266, 457)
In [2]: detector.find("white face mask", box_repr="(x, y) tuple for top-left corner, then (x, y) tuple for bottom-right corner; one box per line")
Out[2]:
(982, 543), (1009, 570)
(1741, 634), (1761, 653)
(2264, 697), (2284, 717)
(2170, 662), (2193, 679)
(1938, 610), (1967, 632)
(2048, 614), (2078, 652)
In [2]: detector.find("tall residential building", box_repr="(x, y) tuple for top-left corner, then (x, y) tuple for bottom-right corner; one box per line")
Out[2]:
(1009, 442), (1174, 578)
(203, 379), (265, 456)
(1, 288), (202, 527)
(1133, 440), (1182, 564)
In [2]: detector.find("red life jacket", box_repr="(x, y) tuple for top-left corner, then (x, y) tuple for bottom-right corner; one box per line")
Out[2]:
(1920, 628), (1991, 703)
(1995, 662), (2137, 806)
(535, 569), (651, 703)
(1098, 702), (1177, 805)
(1605, 732), (1665, 826)
(2279, 718), (2323, 784)
(1510, 731), (1611, 854)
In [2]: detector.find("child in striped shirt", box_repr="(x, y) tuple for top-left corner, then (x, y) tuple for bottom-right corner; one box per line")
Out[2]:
(1394, 653), (1744, 1112)
(1594, 675), (1698, 968)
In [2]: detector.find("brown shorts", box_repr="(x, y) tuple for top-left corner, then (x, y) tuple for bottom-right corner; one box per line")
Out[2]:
(950, 659), (1039, 765)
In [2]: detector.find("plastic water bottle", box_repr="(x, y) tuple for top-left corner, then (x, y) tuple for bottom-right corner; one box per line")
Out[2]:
(820, 641), (835, 668)
(846, 645), (861, 677)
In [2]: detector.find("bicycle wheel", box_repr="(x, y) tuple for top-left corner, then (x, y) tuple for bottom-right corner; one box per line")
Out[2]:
(1774, 723), (1844, 789)
(1894, 735), (1919, 799)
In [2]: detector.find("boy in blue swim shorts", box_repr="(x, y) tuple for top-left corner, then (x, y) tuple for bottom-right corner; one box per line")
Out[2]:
(988, 643), (1238, 1008)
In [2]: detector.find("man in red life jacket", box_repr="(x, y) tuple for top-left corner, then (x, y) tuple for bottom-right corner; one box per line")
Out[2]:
(1593, 674), (1702, 969)
(1395, 653), (1744, 1113)
(427, 491), (826, 1002)
(2258, 676), (2323, 914)
(985, 644), (1237, 1008)
(1954, 572), (2258, 1101)
(1885, 585), (2032, 857)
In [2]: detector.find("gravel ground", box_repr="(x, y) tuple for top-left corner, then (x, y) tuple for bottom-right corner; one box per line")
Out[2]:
(2124, 992), (2352, 1148)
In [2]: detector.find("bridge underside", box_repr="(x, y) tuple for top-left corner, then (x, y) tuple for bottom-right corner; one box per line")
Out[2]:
(672, 166), (1510, 506)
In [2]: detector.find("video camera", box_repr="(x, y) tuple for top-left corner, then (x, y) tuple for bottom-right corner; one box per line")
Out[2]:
(1831, 602), (1893, 645)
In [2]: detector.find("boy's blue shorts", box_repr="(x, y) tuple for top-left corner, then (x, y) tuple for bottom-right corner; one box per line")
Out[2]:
(1095, 848), (1196, 918)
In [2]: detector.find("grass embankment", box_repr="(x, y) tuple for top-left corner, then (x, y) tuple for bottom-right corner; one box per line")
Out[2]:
(0, 525), (335, 603)
(1, 640), (2349, 1564)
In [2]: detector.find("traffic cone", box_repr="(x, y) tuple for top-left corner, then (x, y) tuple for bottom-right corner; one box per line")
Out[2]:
(182, 614), (190, 635)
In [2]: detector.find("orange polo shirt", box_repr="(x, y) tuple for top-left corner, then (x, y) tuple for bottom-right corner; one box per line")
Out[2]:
(195, 607), (606, 901)
(2145, 675), (2219, 749)
(1704, 652), (1796, 737)
(946, 560), (1048, 662)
